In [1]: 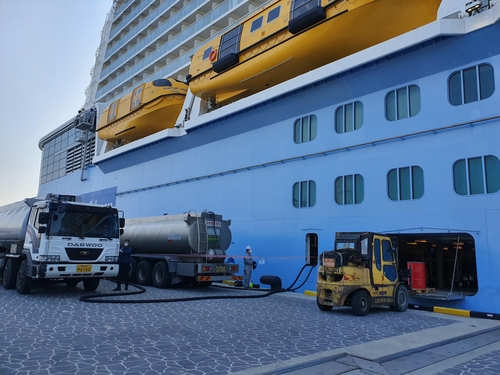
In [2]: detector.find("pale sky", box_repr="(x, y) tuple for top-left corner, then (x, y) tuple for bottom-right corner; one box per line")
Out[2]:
(0, 0), (112, 206)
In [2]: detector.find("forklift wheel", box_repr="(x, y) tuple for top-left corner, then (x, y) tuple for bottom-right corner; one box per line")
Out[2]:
(390, 285), (409, 312)
(351, 290), (371, 316)
(316, 296), (333, 311)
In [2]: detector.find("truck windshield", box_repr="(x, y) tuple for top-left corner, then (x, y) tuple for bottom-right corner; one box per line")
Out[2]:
(48, 207), (119, 239)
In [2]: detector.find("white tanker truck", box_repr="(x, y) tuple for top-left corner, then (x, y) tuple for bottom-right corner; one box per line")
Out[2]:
(0, 194), (124, 294)
(123, 211), (241, 288)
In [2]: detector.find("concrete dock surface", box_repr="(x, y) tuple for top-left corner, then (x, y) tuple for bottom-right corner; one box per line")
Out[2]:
(0, 280), (499, 375)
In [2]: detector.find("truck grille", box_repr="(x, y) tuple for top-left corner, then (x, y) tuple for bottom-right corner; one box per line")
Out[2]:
(65, 248), (103, 261)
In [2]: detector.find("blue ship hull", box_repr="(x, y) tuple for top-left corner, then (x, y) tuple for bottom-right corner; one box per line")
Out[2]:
(40, 16), (500, 315)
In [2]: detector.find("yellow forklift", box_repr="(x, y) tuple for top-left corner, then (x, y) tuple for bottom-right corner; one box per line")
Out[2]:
(316, 232), (409, 316)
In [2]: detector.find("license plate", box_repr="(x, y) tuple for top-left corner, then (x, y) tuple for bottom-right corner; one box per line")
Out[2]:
(324, 258), (336, 268)
(76, 264), (92, 273)
(216, 265), (226, 273)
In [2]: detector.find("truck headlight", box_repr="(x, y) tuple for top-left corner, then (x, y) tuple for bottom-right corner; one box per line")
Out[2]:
(39, 255), (60, 262)
(105, 256), (119, 262)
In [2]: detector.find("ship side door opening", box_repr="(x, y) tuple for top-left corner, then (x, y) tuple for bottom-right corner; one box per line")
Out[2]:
(306, 233), (318, 266)
(395, 233), (478, 296)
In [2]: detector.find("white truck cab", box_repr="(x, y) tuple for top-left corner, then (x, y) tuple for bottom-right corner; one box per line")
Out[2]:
(0, 193), (124, 294)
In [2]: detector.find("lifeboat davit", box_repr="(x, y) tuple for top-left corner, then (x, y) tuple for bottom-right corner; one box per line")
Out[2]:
(188, 0), (441, 106)
(97, 78), (188, 144)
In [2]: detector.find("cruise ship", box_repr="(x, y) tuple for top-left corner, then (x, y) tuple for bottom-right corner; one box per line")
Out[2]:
(36, 0), (499, 316)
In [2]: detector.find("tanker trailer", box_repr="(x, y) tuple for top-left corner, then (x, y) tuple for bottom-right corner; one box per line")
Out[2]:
(123, 211), (241, 288)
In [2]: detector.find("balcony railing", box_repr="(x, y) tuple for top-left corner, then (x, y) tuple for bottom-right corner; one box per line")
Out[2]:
(101, 0), (210, 79)
(96, 0), (245, 99)
(106, 0), (181, 59)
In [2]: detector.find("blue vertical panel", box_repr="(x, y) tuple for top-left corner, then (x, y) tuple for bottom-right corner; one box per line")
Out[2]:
(386, 91), (396, 121)
(463, 67), (479, 104)
(294, 119), (301, 143)
(293, 182), (300, 207)
(345, 104), (354, 132)
(397, 87), (408, 119)
(355, 102), (364, 130)
(301, 181), (308, 207)
(388, 169), (398, 200)
(485, 156), (500, 193)
(399, 167), (411, 200)
(335, 177), (343, 204)
(335, 107), (344, 133)
(449, 72), (462, 105)
(310, 115), (317, 140)
(302, 116), (309, 142)
(412, 166), (424, 199)
(309, 180), (316, 207)
(355, 174), (364, 204)
(453, 160), (468, 195)
(468, 157), (484, 195)
(345, 175), (353, 204)
(479, 64), (495, 100)
(409, 85), (421, 117)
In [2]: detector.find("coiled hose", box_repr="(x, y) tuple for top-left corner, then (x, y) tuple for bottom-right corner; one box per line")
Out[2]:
(80, 264), (316, 303)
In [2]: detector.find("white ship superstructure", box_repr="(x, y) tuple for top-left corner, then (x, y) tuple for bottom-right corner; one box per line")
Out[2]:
(39, 0), (268, 185)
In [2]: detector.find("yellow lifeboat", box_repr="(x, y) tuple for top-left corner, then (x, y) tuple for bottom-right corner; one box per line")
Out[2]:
(97, 78), (188, 144)
(188, 0), (441, 107)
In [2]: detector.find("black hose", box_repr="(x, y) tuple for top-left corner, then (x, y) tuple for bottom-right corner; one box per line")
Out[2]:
(287, 264), (316, 291)
(79, 264), (317, 304)
(286, 263), (315, 291)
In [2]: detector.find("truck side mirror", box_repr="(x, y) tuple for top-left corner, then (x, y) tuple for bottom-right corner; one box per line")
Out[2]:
(38, 226), (47, 234)
(119, 218), (125, 228)
(38, 212), (49, 225)
(120, 228), (124, 235)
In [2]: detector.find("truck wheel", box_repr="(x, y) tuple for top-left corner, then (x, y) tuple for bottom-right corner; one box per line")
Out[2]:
(351, 290), (371, 316)
(136, 260), (153, 285)
(83, 278), (100, 291)
(316, 296), (333, 311)
(2, 258), (19, 289)
(390, 285), (409, 312)
(153, 261), (171, 289)
(16, 260), (32, 295)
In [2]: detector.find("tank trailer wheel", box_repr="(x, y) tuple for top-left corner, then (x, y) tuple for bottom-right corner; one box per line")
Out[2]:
(136, 260), (153, 285)
(2, 258), (19, 290)
(351, 290), (371, 316)
(83, 278), (100, 292)
(153, 261), (171, 289)
(16, 260), (32, 294)
(390, 285), (409, 312)
(316, 296), (333, 311)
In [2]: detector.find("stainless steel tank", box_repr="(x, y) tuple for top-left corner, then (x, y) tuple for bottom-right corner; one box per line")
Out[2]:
(121, 212), (231, 257)
(0, 201), (31, 246)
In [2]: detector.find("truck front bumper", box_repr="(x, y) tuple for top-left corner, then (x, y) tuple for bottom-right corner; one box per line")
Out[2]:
(34, 263), (119, 279)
